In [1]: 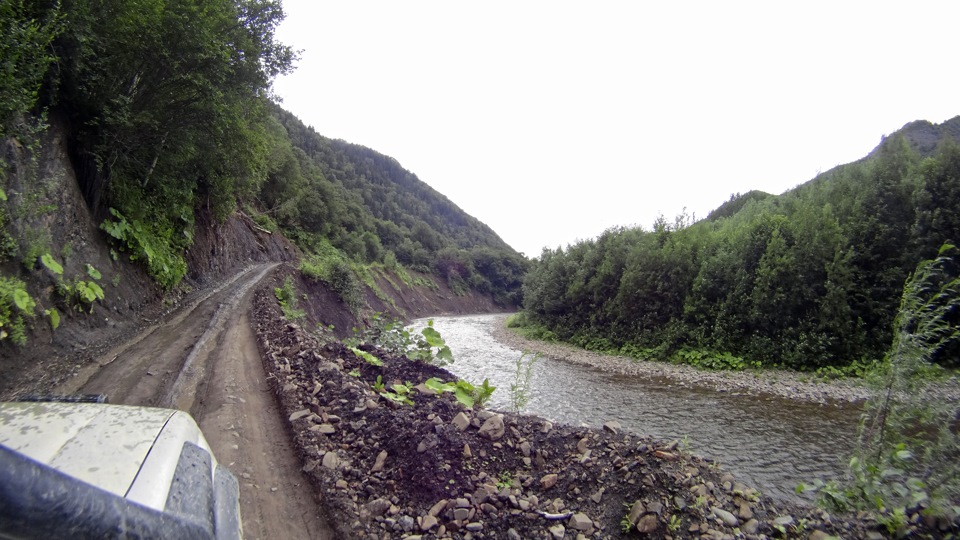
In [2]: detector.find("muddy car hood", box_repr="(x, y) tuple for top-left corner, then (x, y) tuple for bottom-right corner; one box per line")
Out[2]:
(0, 401), (217, 512)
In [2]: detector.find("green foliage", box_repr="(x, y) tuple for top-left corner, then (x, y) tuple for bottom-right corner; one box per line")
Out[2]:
(0, 275), (35, 345)
(509, 352), (539, 412)
(406, 320), (454, 366)
(521, 135), (960, 371)
(505, 311), (558, 342)
(371, 375), (413, 405)
(619, 343), (658, 361)
(672, 349), (759, 371)
(356, 314), (456, 368)
(619, 504), (633, 533)
(354, 264), (394, 308)
(424, 377), (495, 409)
(804, 247), (960, 525)
(40, 254), (104, 311)
(29, 0), (296, 290)
(472, 378), (496, 409)
(45, 307), (59, 330)
(364, 313), (418, 355)
(268, 105), (528, 305)
(0, 1), (62, 137)
(349, 347), (383, 367)
(667, 513), (682, 533)
(40, 253), (62, 275)
(300, 245), (362, 311)
(814, 359), (871, 380)
(101, 209), (186, 290)
(20, 231), (50, 271)
(412, 275), (439, 291)
(423, 378), (452, 394)
(379, 381), (413, 406)
(74, 280), (104, 308)
(273, 276), (304, 321)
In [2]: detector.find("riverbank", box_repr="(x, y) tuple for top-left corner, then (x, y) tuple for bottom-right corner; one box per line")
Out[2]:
(491, 315), (960, 406)
(253, 288), (901, 539)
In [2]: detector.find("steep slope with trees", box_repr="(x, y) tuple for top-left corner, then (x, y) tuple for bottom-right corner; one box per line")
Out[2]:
(254, 105), (527, 306)
(0, 0), (526, 364)
(520, 118), (960, 372)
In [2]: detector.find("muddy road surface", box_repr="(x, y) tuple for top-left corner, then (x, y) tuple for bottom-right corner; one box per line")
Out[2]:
(57, 264), (333, 540)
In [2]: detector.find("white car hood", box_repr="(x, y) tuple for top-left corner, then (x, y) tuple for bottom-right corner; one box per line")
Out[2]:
(0, 402), (213, 511)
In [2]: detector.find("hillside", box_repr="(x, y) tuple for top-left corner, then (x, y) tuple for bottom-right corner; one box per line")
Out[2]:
(876, 116), (960, 157)
(0, 1), (522, 394)
(520, 116), (960, 371)
(264, 105), (527, 305)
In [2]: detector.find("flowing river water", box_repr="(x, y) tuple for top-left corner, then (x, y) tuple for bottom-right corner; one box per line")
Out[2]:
(410, 314), (863, 503)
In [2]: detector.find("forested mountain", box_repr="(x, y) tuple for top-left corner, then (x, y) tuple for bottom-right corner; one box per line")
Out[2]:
(264, 106), (526, 304)
(522, 119), (960, 370)
(0, 0), (526, 333)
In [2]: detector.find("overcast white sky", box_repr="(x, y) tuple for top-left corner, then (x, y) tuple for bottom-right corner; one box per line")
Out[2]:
(273, 1), (959, 257)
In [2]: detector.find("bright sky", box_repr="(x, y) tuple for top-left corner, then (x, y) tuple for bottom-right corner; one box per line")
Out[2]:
(273, 1), (959, 257)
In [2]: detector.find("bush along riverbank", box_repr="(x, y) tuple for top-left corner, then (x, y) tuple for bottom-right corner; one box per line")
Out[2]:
(499, 313), (960, 408)
(250, 287), (958, 538)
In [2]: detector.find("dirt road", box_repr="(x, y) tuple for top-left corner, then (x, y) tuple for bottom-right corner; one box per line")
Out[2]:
(57, 264), (333, 540)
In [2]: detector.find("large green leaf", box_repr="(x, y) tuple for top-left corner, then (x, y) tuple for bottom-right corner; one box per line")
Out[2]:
(421, 326), (445, 348)
(349, 347), (383, 366)
(46, 308), (60, 330)
(435, 345), (454, 364)
(12, 288), (34, 312)
(85, 264), (102, 280)
(40, 253), (63, 275)
(424, 377), (455, 393)
(453, 386), (474, 408)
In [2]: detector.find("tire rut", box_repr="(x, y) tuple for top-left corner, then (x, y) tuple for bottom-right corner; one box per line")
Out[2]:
(58, 263), (333, 540)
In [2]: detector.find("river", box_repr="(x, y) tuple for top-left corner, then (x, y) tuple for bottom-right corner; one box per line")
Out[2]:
(410, 314), (862, 503)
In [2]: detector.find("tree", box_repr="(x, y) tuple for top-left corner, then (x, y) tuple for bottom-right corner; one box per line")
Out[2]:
(55, 0), (296, 218)
(0, 1), (62, 137)
(810, 247), (960, 530)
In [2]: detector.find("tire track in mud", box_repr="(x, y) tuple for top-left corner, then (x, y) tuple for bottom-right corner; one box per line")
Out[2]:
(58, 263), (333, 540)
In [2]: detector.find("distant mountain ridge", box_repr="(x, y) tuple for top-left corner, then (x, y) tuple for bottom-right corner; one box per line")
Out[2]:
(878, 115), (960, 157)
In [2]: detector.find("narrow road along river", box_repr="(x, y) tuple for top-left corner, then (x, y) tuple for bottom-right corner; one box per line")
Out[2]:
(411, 314), (862, 503)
